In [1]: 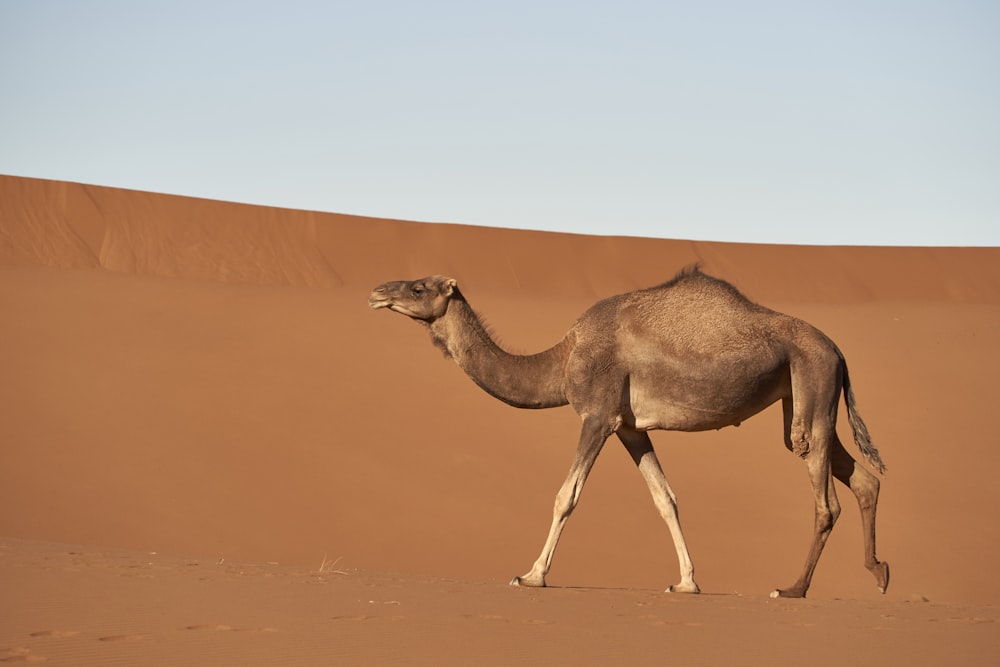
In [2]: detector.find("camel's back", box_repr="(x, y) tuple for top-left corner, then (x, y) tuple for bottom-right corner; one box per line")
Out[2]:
(576, 269), (793, 348)
(635, 269), (766, 317)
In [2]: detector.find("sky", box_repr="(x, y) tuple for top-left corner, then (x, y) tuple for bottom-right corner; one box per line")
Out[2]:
(1, 1), (998, 246)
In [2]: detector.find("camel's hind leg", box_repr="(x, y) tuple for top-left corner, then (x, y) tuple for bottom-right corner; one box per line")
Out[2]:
(772, 436), (841, 598)
(617, 428), (699, 593)
(773, 391), (842, 599)
(831, 434), (889, 593)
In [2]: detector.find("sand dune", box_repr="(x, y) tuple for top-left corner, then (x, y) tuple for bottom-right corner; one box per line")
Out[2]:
(1, 175), (998, 665)
(3, 175), (997, 301)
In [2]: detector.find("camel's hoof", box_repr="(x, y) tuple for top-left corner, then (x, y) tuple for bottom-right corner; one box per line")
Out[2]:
(871, 561), (890, 594)
(770, 587), (806, 599)
(509, 576), (545, 588)
(666, 582), (700, 594)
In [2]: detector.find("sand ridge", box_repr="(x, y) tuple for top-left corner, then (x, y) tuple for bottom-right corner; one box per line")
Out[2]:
(1, 175), (999, 664)
(3, 175), (998, 302)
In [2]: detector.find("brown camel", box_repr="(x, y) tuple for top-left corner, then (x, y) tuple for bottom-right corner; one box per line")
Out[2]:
(368, 267), (888, 598)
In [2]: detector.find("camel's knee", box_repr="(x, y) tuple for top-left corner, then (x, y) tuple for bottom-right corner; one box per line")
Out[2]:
(552, 483), (581, 521)
(815, 506), (838, 534)
(552, 494), (573, 522)
(651, 490), (680, 521)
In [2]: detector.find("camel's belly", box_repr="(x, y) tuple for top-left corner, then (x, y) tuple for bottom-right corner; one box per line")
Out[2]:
(628, 399), (762, 432)
(626, 369), (788, 433)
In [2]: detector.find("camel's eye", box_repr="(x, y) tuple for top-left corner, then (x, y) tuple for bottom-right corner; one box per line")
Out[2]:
(411, 284), (425, 296)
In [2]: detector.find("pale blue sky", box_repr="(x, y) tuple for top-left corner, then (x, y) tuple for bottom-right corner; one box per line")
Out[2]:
(2, 1), (998, 245)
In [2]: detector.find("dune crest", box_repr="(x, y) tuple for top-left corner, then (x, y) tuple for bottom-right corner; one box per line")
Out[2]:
(2, 175), (998, 302)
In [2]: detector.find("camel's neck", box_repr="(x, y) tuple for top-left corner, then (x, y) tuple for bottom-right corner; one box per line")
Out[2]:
(428, 297), (571, 409)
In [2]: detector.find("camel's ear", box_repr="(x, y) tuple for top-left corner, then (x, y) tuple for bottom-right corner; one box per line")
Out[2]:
(442, 278), (457, 297)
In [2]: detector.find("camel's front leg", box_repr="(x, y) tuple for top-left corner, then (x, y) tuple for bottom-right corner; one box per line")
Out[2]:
(617, 428), (700, 593)
(510, 417), (609, 588)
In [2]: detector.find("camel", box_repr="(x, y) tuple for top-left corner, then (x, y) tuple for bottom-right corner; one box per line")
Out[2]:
(368, 267), (889, 598)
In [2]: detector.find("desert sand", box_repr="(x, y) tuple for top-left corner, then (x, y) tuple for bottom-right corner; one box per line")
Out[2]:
(1, 174), (998, 665)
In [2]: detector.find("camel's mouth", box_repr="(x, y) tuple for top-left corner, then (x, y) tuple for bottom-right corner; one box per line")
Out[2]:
(368, 287), (395, 310)
(368, 297), (427, 321)
(369, 296), (418, 318)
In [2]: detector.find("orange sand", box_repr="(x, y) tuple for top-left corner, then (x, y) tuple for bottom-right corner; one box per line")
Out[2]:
(1, 175), (998, 665)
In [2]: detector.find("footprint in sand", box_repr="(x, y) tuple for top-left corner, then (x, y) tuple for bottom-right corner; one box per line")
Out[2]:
(29, 631), (79, 639)
(185, 625), (278, 633)
(97, 634), (146, 642)
(0, 646), (47, 663)
(477, 614), (507, 622)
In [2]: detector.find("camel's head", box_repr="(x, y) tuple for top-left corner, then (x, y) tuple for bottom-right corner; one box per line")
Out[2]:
(368, 275), (459, 322)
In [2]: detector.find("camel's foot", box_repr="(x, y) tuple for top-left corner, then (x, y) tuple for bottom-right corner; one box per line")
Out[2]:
(868, 560), (890, 594)
(509, 575), (546, 588)
(666, 580), (700, 594)
(769, 586), (807, 599)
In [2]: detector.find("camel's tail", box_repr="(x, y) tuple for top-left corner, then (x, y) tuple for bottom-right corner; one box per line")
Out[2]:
(842, 359), (887, 475)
